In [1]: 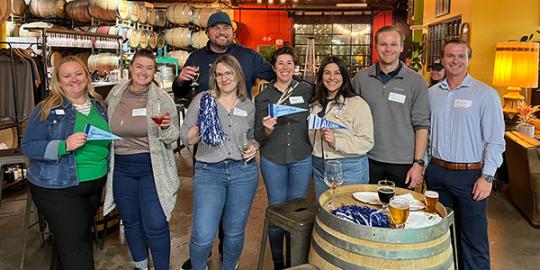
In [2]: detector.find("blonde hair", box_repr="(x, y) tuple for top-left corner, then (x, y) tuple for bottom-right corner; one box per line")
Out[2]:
(39, 56), (104, 121)
(208, 55), (247, 100)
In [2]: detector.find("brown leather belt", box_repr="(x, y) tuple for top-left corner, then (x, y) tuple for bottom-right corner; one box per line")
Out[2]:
(430, 157), (483, 171)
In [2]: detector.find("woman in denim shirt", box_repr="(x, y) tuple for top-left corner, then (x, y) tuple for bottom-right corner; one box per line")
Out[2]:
(309, 56), (374, 199)
(21, 56), (110, 270)
(254, 47), (313, 270)
(180, 55), (259, 270)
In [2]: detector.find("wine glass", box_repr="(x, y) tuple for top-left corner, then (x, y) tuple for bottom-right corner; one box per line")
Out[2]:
(377, 180), (395, 211)
(190, 66), (200, 96)
(238, 129), (254, 165)
(323, 160), (344, 210)
(151, 102), (165, 140)
(388, 197), (410, 229)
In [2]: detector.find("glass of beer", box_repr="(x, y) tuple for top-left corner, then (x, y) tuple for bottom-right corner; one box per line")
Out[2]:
(377, 180), (395, 210)
(424, 190), (439, 213)
(389, 197), (410, 229)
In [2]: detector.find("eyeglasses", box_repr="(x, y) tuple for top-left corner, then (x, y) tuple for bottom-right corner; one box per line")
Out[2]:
(215, 71), (234, 80)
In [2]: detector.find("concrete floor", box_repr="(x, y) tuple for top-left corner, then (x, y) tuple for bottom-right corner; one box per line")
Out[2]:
(1, 148), (540, 270)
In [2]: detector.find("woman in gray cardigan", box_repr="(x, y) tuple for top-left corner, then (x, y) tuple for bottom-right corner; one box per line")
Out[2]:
(103, 49), (180, 270)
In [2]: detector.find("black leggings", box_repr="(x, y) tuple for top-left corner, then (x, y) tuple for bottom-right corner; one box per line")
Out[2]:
(29, 178), (105, 270)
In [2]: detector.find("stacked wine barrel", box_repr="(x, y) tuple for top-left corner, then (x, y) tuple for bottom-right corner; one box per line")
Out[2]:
(28, 0), (66, 19)
(65, 0), (91, 23)
(88, 53), (120, 76)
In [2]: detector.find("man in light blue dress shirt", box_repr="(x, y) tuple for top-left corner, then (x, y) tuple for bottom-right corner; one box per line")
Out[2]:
(425, 39), (505, 270)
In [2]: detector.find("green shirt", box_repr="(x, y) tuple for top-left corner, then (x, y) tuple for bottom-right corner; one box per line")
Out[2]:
(58, 106), (111, 182)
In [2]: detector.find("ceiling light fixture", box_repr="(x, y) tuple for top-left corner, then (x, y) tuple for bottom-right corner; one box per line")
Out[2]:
(336, 3), (368, 7)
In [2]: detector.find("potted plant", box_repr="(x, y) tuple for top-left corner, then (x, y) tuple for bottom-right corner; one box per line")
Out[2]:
(517, 104), (540, 137)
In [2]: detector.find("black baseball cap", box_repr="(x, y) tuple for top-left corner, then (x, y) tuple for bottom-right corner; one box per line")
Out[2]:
(428, 59), (444, 71)
(207, 12), (232, 27)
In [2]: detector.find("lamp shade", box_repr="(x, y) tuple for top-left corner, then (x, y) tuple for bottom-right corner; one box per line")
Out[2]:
(493, 41), (539, 88)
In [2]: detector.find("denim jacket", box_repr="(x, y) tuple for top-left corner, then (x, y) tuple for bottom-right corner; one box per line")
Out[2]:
(21, 98), (108, 188)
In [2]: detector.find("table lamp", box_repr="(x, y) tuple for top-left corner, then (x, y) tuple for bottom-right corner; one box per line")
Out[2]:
(493, 41), (539, 128)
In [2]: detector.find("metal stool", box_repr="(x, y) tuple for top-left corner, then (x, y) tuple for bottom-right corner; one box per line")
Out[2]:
(257, 198), (317, 270)
(20, 189), (49, 269)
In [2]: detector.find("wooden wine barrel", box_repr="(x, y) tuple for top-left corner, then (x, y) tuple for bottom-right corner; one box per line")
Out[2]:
(191, 31), (208, 49)
(309, 184), (455, 270)
(165, 27), (190, 49)
(114, 0), (128, 20)
(190, 8), (216, 28)
(148, 31), (157, 49)
(88, 53), (120, 76)
(48, 50), (62, 67)
(107, 25), (118, 36)
(94, 25), (110, 34)
(137, 3), (146, 24)
(138, 30), (148, 49)
(155, 9), (167, 27)
(127, 1), (138, 22)
(88, 0), (127, 22)
(74, 51), (90, 68)
(0, 0), (10, 23)
(146, 8), (156, 26)
(128, 29), (139, 48)
(65, 0), (91, 23)
(0, 124), (18, 149)
(166, 3), (190, 26)
(167, 50), (189, 67)
(11, 0), (27, 16)
(156, 32), (165, 48)
(19, 22), (54, 37)
(29, 0), (66, 19)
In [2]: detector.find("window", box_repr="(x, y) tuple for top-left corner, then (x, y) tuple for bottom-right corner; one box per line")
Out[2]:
(427, 16), (461, 65)
(294, 23), (372, 76)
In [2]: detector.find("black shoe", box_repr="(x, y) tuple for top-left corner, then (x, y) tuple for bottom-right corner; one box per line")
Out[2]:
(181, 252), (212, 270)
(180, 259), (192, 270)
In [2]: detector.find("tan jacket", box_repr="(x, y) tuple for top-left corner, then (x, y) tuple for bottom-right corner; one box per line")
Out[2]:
(309, 96), (374, 159)
(103, 81), (180, 221)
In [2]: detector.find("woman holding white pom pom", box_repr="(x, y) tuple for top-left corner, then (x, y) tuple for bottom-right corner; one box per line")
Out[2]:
(179, 54), (259, 270)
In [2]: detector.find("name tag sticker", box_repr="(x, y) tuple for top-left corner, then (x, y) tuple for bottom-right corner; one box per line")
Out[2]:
(233, 107), (248, 117)
(454, 99), (472, 108)
(289, 96), (304, 104)
(132, 108), (147, 116)
(54, 109), (65, 115)
(388, 92), (406, 104)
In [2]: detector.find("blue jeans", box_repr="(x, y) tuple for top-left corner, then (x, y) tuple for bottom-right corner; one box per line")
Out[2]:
(190, 159), (259, 270)
(313, 155), (369, 200)
(113, 153), (170, 270)
(260, 155), (312, 263)
(260, 155), (312, 264)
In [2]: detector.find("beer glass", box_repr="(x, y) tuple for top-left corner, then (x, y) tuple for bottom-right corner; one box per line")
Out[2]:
(377, 180), (395, 210)
(389, 197), (410, 229)
(323, 160), (344, 210)
(424, 190), (439, 213)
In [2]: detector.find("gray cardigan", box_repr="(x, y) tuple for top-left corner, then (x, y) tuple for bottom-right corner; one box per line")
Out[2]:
(103, 81), (180, 221)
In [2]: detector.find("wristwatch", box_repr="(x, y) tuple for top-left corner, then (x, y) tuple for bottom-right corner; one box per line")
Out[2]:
(413, 159), (425, 166)
(482, 174), (495, 183)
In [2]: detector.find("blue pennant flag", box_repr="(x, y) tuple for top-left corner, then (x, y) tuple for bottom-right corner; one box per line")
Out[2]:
(268, 103), (308, 118)
(308, 114), (347, 129)
(84, 124), (122, 141)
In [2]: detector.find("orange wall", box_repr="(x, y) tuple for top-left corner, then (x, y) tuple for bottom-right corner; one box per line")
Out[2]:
(234, 5), (293, 51)
(372, 10), (394, 63)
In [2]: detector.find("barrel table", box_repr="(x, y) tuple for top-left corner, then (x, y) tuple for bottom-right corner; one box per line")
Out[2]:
(309, 184), (457, 270)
